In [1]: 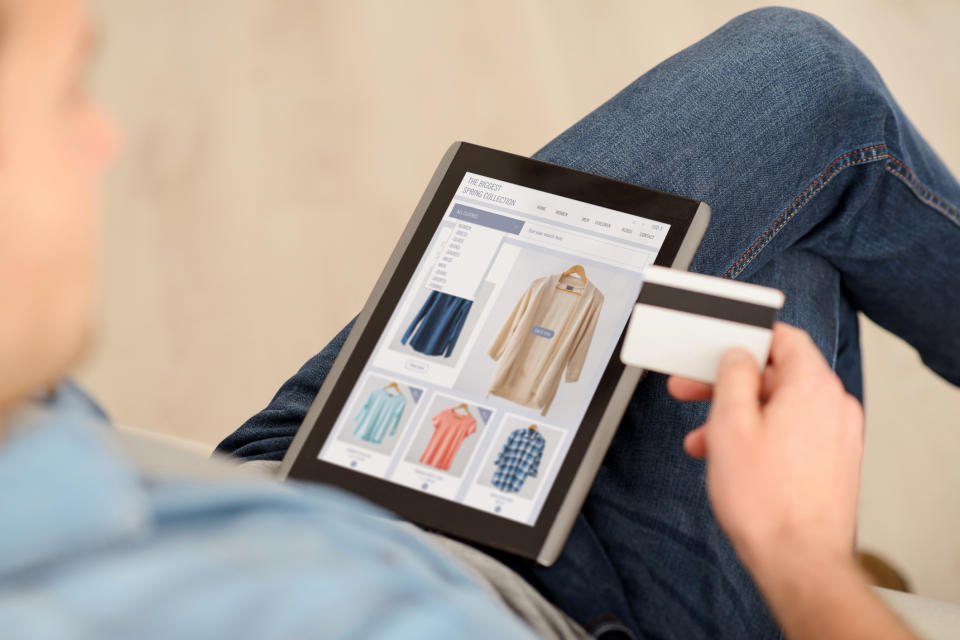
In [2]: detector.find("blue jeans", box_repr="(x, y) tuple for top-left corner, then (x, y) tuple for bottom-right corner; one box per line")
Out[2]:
(216, 8), (960, 639)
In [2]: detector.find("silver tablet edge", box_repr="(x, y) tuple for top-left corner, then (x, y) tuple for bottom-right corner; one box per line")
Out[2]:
(536, 200), (711, 565)
(278, 141), (464, 480)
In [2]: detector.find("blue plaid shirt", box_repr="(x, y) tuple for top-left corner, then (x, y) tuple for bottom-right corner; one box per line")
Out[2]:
(491, 427), (545, 493)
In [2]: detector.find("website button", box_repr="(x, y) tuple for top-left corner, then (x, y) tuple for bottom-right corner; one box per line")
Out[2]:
(450, 204), (524, 235)
(405, 359), (429, 373)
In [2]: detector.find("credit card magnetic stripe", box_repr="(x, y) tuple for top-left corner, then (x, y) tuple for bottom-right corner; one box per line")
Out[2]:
(636, 282), (779, 328)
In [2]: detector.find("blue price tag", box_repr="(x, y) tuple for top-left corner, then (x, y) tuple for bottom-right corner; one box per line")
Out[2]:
(531, 326), (555, 339)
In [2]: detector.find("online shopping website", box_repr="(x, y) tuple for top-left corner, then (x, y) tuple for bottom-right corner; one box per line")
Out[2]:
(318, 172), (669, 524)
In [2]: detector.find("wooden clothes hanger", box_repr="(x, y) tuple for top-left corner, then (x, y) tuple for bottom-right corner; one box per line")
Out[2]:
(556, 264), (587, 295)
(528, 424), (538, 431)
(454, 402), (472, 416)
(384, 382), (401, 394)
(563, 265), (587, 281)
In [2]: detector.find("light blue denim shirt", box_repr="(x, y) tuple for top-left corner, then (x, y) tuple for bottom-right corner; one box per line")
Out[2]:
(0, 385), (536, 639)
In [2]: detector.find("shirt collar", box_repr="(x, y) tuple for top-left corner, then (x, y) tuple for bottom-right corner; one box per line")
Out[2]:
(0, 387), (150, 577)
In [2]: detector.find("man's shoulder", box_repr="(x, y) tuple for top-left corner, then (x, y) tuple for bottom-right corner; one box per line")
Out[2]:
(0, 408), (537, 639)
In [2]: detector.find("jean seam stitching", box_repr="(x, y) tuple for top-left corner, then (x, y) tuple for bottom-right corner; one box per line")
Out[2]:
(724, 144), (891, 279)
(884, 158), (960, 227)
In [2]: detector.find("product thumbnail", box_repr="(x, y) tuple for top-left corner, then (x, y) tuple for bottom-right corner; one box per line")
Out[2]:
(491, 425), (546, 493)
(402, 290), (474, 357)
(353, 384), (406, 444)
(487, 266), (604, 415)
(419, 403), (477, 471)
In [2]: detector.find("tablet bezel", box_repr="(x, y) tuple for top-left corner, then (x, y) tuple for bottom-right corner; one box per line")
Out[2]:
(280, 142), (709, 564)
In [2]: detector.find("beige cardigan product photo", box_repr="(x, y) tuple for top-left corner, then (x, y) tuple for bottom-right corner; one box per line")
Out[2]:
(487, 272), (604, 415)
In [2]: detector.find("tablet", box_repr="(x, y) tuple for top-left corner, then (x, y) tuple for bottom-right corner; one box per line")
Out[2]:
(280, 142), (710, 565)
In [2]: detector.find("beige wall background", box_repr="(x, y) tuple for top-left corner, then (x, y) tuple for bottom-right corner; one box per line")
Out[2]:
(81, 0), (960, 602)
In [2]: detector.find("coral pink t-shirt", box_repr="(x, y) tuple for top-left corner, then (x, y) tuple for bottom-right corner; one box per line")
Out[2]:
(419, 408), (477, 471)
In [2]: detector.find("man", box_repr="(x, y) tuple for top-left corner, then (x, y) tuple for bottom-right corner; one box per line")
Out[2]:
(1, 1), (956, 638)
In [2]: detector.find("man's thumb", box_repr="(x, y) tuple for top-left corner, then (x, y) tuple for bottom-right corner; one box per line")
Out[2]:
(710, 348), (761, 424)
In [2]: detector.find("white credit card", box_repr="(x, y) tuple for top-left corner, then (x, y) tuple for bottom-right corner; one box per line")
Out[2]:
(621, 266), (786, 383)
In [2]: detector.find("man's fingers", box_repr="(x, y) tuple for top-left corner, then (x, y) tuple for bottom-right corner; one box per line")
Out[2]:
(668, 376), (714, 401)
(769, 323), (830, 380)
(710, 348), (761, 424)
(844, 394), (866, 443)
(761, 364), (777, 402)
(683, 427), (707, 458)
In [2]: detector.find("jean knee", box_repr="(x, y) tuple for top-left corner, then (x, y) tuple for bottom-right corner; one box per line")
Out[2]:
(729, 6), (848, 53)
(717, 7), (887, 129)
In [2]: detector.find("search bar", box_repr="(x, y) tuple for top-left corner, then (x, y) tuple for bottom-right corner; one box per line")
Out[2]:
(521, 223), (651, 271)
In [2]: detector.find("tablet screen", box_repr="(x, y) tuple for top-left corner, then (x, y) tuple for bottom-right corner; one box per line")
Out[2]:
(317, 172), (669, 525)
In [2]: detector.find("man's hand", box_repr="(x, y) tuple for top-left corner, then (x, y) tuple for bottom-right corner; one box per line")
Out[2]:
(668, 323), (918, 640)
(668, 322), (864, 571)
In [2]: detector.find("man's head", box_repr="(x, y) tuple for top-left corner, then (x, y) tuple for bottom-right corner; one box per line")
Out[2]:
(0, 0), (118, 412)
